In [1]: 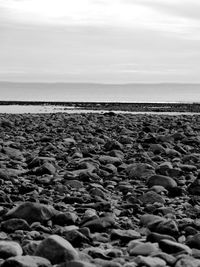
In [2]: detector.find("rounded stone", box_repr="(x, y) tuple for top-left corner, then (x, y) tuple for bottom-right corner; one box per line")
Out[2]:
(34, 235), (79, 264)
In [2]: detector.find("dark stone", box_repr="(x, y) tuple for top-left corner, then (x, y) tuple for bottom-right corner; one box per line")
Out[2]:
(4, 202), (58, 224)
(1, 218), (30, 232)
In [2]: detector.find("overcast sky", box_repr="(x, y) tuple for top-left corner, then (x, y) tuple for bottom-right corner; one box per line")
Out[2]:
(1, 0), (200, 83)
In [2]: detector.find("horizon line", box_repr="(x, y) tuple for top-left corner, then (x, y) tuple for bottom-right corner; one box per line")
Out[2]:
(1, 81), (200, 86)
(0, 100), (199, 104)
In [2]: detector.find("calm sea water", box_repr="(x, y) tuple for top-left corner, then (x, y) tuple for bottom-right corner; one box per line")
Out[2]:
(1, 82), (200, 102)
(0, 104), (199, 116)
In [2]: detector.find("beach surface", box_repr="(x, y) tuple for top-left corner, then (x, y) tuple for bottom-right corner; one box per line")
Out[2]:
(1, 101), (200, 114)
(0, 112), (200, 266)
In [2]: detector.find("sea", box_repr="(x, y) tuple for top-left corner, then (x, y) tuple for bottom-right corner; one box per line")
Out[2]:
(1, 82), (200, 103)
(0, 82), (200, 115)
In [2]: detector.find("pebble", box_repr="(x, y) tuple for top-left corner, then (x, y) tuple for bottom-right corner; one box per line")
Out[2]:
(4, 202), (58, 224)
(81, 216), (116, 232)
(126, 163), (155, 179)
(186, 233), (200, 249)
(175, 256), (200, 267)
(0, 241), (23, 259)
(128, 242), (159, 256)
(147, 175), (177, 189)
(159, 239), (192, 255)
(1, 255), (52, 267)
(57, 260), (96, 267)
(134, 255), (167, 267)
(34, 235), (79, 264)
(147, 232), (176, 243)
(110, 229), (141, 242)
(1, 218), (31, 232)
(148, 219), (179, 237)
(139, 191), (165, 204)
(0, 113), (200, 266)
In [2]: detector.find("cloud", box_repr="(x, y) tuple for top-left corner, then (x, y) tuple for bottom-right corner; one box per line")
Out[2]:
(0, 0), (199, 41)
(0, 1), (188, 26)
(121, 0), (200, 39)
(1, 0), (200, 82)
(1, 21), (200, 81)
(131, 0), (200, 21)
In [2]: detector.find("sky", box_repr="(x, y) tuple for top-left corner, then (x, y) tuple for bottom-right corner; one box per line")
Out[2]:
(1, 0), (200, 83)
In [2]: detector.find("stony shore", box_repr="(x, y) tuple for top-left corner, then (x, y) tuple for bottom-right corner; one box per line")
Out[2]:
(1, 102), (200, 113)
(0, 112), (200, 266)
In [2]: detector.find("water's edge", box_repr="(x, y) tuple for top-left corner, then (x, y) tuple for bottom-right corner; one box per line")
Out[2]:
(0, 104), (200, 116)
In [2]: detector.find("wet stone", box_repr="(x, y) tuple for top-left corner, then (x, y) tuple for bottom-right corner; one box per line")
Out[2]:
(4, 202), (59, 224)
(159, 239), (192, 255)
(147, 219), (179, 237)
(34, 235), (79, 264)
(53, 212), (78, 226)
(139, 191), (165, 204)
(0, 241), (23, 259)
(57, 260), (96, 267)
(110, 229), (141, 242)
(128, 242), (159, 256)
(147, 232), (176, 243)
(134, 256), (166, 267)
(1, 218), (31, 232)
(1, 113), (200, 266)
(81, 216), (116, 233)
(147, 175), (177, 189)
(1, 255), (52, 267)
(186, 233), (200, 249)
(175, 256), (200, 267)
(126, 163), (155, 179)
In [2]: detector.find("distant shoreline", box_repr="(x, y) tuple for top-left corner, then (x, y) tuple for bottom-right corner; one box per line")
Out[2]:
(1, 101), (200, 113)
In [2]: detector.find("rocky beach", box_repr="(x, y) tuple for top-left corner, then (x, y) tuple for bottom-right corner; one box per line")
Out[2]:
(0, 112), (199, 266)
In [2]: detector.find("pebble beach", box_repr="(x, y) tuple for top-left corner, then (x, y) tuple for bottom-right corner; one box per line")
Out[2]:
(0, 111), (200, 266)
